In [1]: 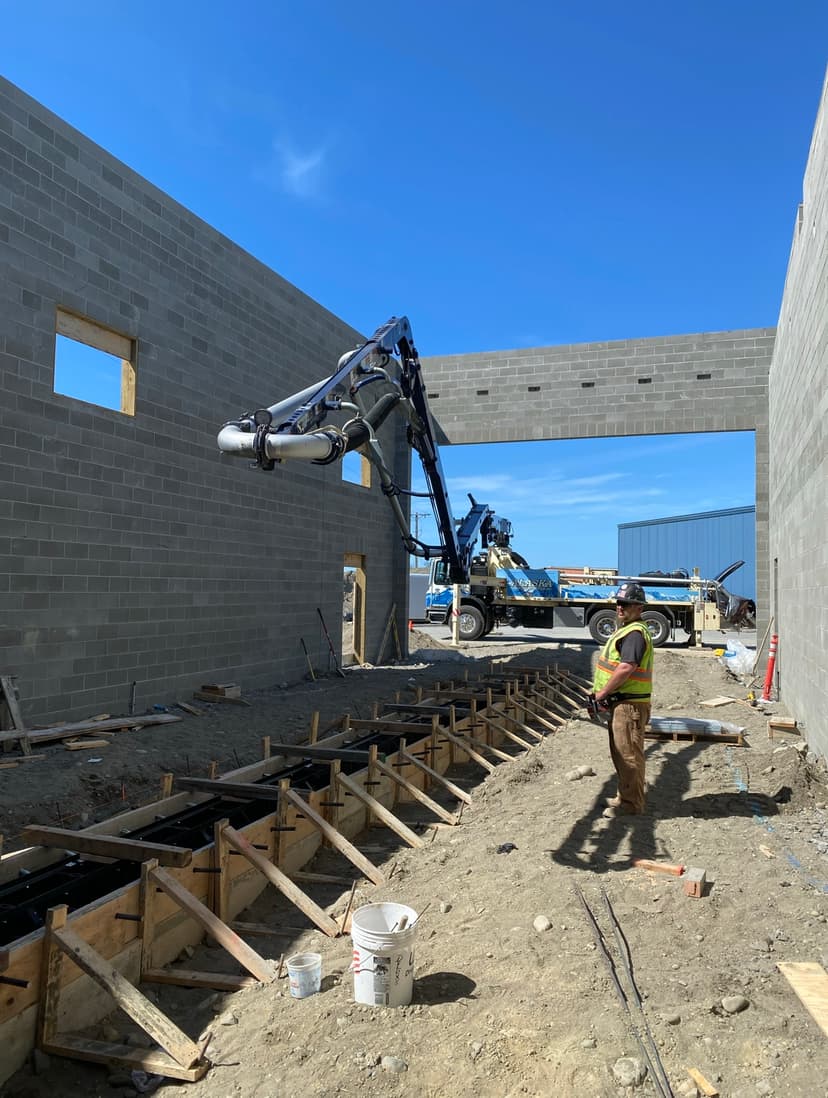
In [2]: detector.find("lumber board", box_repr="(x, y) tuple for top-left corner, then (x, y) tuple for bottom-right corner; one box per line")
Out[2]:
(0, 678), (26, 731)
(20, 826), (192, 868)
(373, 757), (458, 824)
(192, 691), (251, 706)
(41, 1036), (208, 1081)
(645, 728), (743, 746)
(284, 789), (385, 886)
(515, 698), (566, 732)
(462, 731), (513, 762)
(52, 922), (202, 1068)
(399, 749), (473, 805)
(686, 1067), (719, 1096)
(64, 739), (111, 750)
(142, 968), (258, 991)
(776, 961), (828, 1036)
(176, 701), (204, 716)
(382, 703), (454, 715)
(478, 714), (534, 750)
(150, 864), (276, 983)
(222, 825), (341, 938)
(438, 728), (496, 773)
(0, 712), (181, 749)
(291, 870), (356, 885)
(0, 677), (31, 754)
(486, 708), (544, 743)
(344, 718), (439, 735)
(337, 772), (424, 848)
(266, 743), (375, 763)
(175, 777), (282, 801)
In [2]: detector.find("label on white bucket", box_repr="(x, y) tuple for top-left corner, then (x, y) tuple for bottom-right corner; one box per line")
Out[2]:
(351, 902), (417, 1008)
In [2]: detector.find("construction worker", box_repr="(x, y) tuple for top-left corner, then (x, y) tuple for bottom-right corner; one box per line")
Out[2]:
(592, 582), (653, 818)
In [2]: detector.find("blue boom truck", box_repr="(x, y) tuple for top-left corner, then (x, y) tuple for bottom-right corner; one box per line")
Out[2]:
(216, 315), (755, 649)
(425, 513), (755, 646)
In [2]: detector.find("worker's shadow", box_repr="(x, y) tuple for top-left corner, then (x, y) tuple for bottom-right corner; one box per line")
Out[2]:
(413, 972), (477, 1004)
(548, 740), (776, 874)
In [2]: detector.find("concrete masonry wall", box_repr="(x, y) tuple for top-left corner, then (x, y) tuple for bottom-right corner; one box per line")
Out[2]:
(423, 328), (774, 623)
(768, 71), (828, 760)
(0, 76), (409, 725)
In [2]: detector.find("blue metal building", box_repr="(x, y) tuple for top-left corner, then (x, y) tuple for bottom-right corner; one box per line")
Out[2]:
(618, 506), (756, 603)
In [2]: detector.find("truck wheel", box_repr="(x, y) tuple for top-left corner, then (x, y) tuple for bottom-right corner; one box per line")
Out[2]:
(458, 605), (485, 641)
(642, 610), (671, 647)
(588, 609), (617, 644)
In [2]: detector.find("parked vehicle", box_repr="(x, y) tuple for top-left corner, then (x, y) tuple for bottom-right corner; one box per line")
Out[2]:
(426, 536), (755, 646)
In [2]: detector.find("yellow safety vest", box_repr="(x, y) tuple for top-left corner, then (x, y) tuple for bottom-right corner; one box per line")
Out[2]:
(593, 621), (653, 699)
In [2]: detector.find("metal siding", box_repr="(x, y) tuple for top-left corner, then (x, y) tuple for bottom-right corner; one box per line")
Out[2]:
(618, 508), (756, 602)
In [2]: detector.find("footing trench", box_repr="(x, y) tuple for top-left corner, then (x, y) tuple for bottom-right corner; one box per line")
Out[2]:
(0, 662), (737, 1084)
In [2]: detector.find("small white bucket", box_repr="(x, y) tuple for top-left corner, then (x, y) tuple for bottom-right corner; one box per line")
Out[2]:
(286, 952), (322, 998)
(351, 902), (418, 1008)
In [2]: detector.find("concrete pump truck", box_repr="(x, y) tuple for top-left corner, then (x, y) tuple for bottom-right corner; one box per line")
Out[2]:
(216, 316), (755, 648)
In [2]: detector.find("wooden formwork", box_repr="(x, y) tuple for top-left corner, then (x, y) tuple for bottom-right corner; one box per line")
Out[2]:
(0, 667), (563, 1084)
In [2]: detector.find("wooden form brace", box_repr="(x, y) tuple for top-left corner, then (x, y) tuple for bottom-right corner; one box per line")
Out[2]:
(221, 825), (341, 938)
(37, 905), (209, 1082)
(20, 826), (193, 868)
(283, 787), (385, 886)
(373, 756), (459, 825)
(336, 771), (424, 849)
(140, 858), (276, 989)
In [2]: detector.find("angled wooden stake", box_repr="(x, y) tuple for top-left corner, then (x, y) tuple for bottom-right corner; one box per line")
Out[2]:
(149, 860), (277, 981)
(337, 771), (424, 848)
(374, 757), (458, 824)
(39, 903), (207, 1080)
(284, 788), (384, 886)
(400, 748), (472, 805)
(439, 727), (495, 773)
(478, 713), (534, 750)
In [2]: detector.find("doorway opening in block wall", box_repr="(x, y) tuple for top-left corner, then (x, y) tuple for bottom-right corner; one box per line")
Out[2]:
(53, 308), (136, 415)
(343, 554), (366, 666)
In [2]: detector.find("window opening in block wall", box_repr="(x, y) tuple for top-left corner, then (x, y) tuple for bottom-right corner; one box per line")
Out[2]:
(342, 450), (371, 487)
(53, 309), (136, 415)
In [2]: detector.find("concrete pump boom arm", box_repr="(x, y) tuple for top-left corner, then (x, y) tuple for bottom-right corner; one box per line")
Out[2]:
(216, 316), (496, 584)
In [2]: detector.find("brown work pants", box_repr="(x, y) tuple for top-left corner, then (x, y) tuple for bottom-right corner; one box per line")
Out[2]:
(607, 700), (650, 813)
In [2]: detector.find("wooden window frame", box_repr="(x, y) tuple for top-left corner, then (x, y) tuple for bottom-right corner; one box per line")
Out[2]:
(55, 308), (137, 416)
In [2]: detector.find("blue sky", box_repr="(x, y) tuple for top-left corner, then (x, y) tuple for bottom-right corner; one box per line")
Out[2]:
(6, 2), (826, 566)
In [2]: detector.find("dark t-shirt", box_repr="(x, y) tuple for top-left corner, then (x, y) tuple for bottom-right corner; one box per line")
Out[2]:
(617, 627), (647, 670)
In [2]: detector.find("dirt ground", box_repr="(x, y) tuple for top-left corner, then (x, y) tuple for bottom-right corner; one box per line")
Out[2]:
(2, 627), (827, 1098)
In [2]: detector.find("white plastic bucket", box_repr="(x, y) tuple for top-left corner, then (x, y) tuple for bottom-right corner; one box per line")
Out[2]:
(351, 902), (418, 1008)
(287, 952), (322, 998)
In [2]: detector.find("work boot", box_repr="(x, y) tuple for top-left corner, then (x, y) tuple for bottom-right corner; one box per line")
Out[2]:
(602, 804), (643, 819)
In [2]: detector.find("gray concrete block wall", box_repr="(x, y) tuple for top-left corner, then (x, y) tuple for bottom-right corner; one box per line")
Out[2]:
(0, 76), (409, 725)
(423, 329), (774, 625)
(768, 70), (828, 759)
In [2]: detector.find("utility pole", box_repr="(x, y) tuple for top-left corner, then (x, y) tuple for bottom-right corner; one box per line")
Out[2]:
(412, 511), (430, 550)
